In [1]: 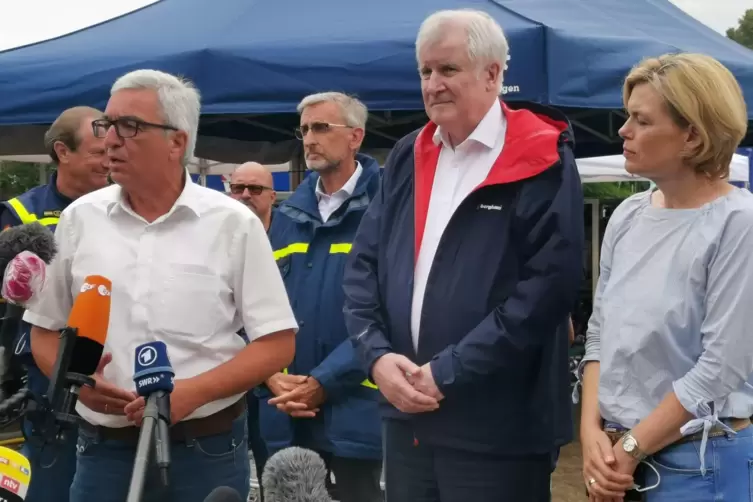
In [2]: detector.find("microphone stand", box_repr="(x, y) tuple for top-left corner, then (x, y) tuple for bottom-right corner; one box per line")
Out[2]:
(41, 326), (93, 445)
(0, 304), (25, 400)
(126, 390), (172, 502)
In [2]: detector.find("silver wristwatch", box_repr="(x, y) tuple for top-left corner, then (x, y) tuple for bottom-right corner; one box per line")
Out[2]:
(620, 431), (647, 461)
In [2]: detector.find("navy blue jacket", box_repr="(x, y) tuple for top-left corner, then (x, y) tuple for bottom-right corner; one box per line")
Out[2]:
(343, 102), (584, 455)
(0, 173), (72, 399)
(256, 154), (382, 460)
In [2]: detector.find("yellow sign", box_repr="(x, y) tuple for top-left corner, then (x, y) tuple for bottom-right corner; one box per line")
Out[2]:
(0, 447), (31, 500)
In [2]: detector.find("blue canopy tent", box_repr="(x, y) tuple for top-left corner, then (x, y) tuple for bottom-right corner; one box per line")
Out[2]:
(0, 0), (751, 163)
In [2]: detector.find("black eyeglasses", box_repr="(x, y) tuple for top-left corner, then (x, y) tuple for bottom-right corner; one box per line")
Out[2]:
(229, 183), (274, 195)
(294, 122), (352, 140)
(92, 117), (178, 139)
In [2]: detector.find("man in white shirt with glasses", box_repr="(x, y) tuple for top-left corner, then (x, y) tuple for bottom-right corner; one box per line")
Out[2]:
(24, 69), (297, 502)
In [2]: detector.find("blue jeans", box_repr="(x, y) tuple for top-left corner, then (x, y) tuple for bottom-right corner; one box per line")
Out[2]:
(644, 424), (753, 501)
(70, 411), (250, 502)
(20, 418), (78, 502)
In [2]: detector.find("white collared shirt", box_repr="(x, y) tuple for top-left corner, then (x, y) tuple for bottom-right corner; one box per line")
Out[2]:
(411, 100), (507, 351)
(24, 174), (298, 427)
(316, 163), (362, 222)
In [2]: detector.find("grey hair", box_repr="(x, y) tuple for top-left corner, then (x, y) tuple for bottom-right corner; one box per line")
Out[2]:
(111, 69), (201, 166)
(296, 92), (368, 129)
(416, 9), (509, 94)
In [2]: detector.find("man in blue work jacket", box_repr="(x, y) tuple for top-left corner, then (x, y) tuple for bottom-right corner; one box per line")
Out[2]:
(0, 106), (109, 502)
(343, 10), (584, 502)
(258, 92), (383, 502)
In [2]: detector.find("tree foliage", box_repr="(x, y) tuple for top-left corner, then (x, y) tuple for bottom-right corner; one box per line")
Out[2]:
(0, 162), (54, 200)
(727, 9), (753, 50)
(582, 182), (649, 200)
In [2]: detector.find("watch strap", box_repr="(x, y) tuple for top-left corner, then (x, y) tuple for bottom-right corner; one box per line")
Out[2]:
(621, 431), (648, 461)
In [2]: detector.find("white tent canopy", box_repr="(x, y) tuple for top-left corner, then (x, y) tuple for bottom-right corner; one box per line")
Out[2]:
(577, 153), (750, 183)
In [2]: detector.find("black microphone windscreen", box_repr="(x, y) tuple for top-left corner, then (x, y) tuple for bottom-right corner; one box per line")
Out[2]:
(0, 222), (57, 272)
(203, 486), (244, 502)
(262, 447), (332, 502)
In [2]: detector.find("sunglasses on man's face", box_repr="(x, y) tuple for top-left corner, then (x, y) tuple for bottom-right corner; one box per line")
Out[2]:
(229, 183), (273, 195)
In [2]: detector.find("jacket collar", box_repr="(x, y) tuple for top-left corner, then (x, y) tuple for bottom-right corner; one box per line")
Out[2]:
(47, 171), (74, 206)
(282, 153), (380, 223)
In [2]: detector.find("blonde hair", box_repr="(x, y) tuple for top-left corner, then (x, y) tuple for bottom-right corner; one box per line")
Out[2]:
(623, 53), (748, 179)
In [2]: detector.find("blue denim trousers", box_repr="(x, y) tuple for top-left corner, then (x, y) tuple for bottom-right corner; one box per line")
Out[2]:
(70, 411), (250, 502)
(643, 424), (753, 501)
(20, 418), (78, 502)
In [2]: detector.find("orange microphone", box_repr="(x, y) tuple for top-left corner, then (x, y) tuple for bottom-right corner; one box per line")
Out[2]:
(67, 275), (111, 376)
(44, 275), (112, 437)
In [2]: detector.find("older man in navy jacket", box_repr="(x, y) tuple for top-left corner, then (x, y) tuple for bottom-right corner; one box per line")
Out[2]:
(343, 9), (584, 502)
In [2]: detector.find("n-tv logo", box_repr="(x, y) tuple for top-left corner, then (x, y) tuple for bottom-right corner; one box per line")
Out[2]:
(1, 475), (20, 494)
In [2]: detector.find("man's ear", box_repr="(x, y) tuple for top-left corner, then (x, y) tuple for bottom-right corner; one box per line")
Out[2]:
(349, 128), (365, 152)
(53, 141), (70, 164)
(169, 130), (189, 163)
(486, 62), (501, 93)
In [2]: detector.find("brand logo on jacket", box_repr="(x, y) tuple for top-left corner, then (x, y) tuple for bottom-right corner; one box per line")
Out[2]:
(477, 203), (503, 211)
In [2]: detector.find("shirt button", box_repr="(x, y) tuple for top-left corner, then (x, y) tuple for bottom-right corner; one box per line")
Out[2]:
(307, 262), (313, 268)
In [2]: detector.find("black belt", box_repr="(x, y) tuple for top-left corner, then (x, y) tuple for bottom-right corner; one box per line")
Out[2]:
(79, 398), (246, 444)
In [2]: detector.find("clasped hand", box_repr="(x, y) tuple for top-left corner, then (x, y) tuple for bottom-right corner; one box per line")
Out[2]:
(267, 373), (325, 418)
(581, 425), (637, 501)
(372, 353), (443, 414)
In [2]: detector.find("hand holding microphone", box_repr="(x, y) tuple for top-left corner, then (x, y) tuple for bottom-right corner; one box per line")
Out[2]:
(125, 344), (201, 426)
(53, 275), (135, 417)
(78, 352), (136, 416)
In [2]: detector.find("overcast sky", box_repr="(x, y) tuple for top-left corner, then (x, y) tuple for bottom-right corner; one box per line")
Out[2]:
(670, 0), (748, 33)
(0, 0), (749, 52)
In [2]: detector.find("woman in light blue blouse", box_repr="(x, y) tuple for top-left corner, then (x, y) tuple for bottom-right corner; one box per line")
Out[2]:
(580, 53), (753, 502)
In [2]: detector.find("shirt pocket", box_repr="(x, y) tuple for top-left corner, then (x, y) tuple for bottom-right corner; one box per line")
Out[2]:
(151, 265), (223, 337)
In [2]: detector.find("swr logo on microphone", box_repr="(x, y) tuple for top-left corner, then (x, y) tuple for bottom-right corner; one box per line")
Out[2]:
(138, 375), (163, 388)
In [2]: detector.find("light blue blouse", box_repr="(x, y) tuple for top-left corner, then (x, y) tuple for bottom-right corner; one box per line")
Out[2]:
(581, 187), (753, 470)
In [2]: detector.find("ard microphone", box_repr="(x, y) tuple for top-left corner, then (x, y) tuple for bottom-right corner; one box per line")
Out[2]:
(127, 341), (174, 502)
(45, 275), (111, 438)
(203, 486), (244, 502)
(262, 447), (332, 502)
(133, 342), (175, 396)
(0, 446), (32, 501)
